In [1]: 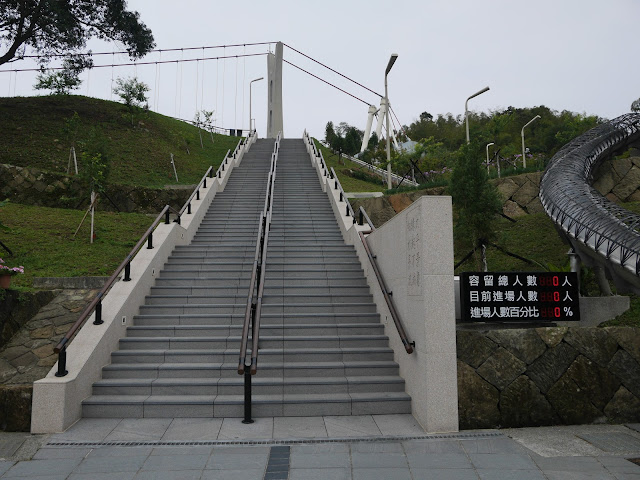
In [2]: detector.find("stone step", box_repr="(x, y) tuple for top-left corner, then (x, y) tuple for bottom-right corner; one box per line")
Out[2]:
(144, 293), (374, 305)
(132, 312), (381, 326)
(91, 376), (406, 396)
(110, 347), (394, 364)
(126, 323), (384, 337)
(100, 360), (401, 379)
(82, 391), (411, 418)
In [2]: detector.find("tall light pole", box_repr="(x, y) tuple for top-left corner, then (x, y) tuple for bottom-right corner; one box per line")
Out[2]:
(249, 77), (264, 134)
(521, 115), (540, 168)
(486, 142), (494, 174)
(465, 86), (490, 144)
(385, 53), (398, 189)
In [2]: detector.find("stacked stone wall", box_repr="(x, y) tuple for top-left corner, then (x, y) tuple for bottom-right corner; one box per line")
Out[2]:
(0, 163), (192, 214)
(457, 327), (640, 429)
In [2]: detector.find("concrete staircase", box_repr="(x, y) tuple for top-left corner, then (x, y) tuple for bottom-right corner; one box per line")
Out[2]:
(82, 138), (410, 418)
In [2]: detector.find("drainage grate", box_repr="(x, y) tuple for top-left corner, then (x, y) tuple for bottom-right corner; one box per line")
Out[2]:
(264, 445), (290, 480)
(46, 431), (503, 448)
(579, 433), (640, 453)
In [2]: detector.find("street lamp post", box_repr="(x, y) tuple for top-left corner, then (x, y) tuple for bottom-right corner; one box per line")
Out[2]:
(521, 115), (540, 169)
(486, 142), (494, 174)
(385, 53), (398, 189)
(249, 77), (264, 134)
(465, 86), (490, 144)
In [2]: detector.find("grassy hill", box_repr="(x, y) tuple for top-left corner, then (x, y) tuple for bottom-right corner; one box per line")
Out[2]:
(0, 95), (241, 188)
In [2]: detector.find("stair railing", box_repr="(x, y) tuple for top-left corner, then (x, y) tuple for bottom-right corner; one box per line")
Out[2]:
(237, 132), (280, 423)
(329, 167), (357, 223)
(53, 204), (180, 377)
(327, 165), (415, 354)
(51, 139), (251, 378)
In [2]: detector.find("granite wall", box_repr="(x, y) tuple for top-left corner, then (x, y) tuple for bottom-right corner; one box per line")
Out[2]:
(457, 327), (640, 429)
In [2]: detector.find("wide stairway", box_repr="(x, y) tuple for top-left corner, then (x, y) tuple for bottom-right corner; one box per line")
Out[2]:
(82, 138), (410, 418)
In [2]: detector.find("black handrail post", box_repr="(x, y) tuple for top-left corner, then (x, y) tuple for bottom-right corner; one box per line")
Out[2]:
(359, 210), (364, 225)
(93, 301), (103, 325)
(123, 262), (131, 282)
(203, 178), (207, 188)
(55, 348), (68, 377)
(147, 233), (153, 249)
(165, 210), (170, 224)
(196, 190), (200, 201)
(187, 203), (192, 215)
(242, 369), (254, 424)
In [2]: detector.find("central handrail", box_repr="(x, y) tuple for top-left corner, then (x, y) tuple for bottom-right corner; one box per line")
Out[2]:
(237, 133), (280, 422)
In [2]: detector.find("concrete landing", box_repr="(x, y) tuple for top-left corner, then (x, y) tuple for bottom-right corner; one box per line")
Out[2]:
(2, 417), (640, 479)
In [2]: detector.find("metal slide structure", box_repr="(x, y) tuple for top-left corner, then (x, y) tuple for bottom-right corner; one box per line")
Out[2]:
(539, 113), (640, 294)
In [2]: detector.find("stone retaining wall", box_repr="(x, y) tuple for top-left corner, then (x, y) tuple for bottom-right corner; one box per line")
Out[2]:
(0, 290), (55, 350)
(0, 289), (97, 431)
(352, 157), (640, 227)
(457, 327), (640, 429)
(0, 163), (192, 213)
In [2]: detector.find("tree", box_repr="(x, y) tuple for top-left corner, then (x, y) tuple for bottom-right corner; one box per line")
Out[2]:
(0, 0), (154, 67)
(449, 142), (502, 270)
(34, 55), (89, 94)
(632, 98), (640, 113)
(113, 76), (149, 125)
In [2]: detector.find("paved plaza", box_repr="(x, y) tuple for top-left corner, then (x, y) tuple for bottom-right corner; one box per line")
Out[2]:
(1, 415), (640, 479)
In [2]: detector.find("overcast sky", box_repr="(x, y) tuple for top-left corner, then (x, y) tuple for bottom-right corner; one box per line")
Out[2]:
(2, 0), (639, 140)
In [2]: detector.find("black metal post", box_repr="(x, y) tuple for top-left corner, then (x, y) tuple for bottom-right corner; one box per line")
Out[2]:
(242, 369), (253, 424)
(124, 262), (131, 282)
(187, 203), (192, 214)
(340, 192), (343, 202)
(218, 171), (221, 178)
(93, 301), (103, 325)
(209, 168), (213, 178)
(346, 205), (349, 216)
(55, 348), (68, 377)
(196, 190), (200, 201)
(203, 178), (207, 188)
(147, 233), (153, 249)
(165, 210), (170, 224)
(359, 210), (363, 225)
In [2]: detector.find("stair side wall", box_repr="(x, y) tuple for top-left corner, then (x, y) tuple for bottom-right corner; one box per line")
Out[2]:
(303, 134), (459, 433)
(30, 141), (252, 433)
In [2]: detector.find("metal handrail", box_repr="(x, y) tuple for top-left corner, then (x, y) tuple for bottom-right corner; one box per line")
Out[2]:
(237, 132), (280, 422)
(326, 159), (414, 354)
(178, 166), (214, 217)
(358, 206), (375, 230)
(359, 230), (414, 354)
(53, 204), (176, 376)
(329, 167), (357, 223)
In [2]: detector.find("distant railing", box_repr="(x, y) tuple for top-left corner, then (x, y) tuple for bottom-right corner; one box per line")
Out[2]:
(237, 132), (280, 423)
(316, 139), (419, 187)
(51, 136), (256, 377)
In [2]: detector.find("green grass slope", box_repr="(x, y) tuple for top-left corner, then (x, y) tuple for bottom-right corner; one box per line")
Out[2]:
(1, 203), (152, 289)
(0, 95), (241, 188)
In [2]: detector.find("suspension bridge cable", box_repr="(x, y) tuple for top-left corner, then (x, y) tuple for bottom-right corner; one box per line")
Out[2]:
(282, 43), (383, 98)
(0, 53), (268, 73)
(14, 42), (277, 59)
(282, 59), (371, 106)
